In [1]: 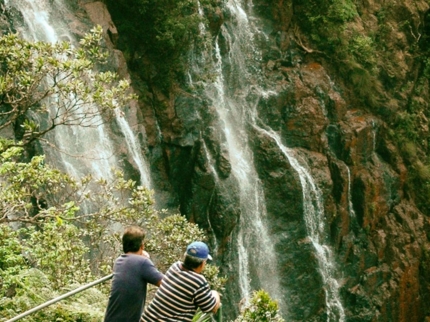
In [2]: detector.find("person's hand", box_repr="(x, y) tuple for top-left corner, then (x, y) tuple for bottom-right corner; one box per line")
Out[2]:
(211, 290), (221, 313)
(142, 251), (150, 258)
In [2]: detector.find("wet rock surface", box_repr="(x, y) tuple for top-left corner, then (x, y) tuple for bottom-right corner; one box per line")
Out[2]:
(4, 0), (427, 320)
(83, 0), (430, 320)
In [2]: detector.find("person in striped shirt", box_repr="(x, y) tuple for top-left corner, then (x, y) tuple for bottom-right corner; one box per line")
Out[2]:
(141, 241), (221, 321)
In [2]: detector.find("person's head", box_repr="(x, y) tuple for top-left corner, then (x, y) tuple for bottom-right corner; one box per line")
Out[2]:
(183, 241), (212, 271)
(122, 226), (145, 253)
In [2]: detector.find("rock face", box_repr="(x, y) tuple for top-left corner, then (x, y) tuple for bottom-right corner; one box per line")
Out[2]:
(84, 0), (430, 321)
(3, 0), (429, 320)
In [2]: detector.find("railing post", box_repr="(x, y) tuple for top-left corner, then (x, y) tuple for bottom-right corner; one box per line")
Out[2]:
(216, 304), (223, 322)
(5, 274), (113, 322)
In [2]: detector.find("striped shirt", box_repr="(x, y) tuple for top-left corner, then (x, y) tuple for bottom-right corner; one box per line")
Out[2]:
(141, 261), (216, 321)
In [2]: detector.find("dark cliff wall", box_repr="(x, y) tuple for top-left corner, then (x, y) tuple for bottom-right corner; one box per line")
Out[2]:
(4, 0), (426, 320)
(94, 0), (430, 320)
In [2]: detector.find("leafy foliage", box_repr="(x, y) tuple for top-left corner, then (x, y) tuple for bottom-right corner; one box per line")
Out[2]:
(0, 25), (136, 151)
(0, 267), (107, 322)
(192, 308), (213, 322)
(105, 0), (220, 90)
(327, 0), (357, 23)
(145, 214), (204, 269)
(233, 290), (284, 322)
(0, 28), (226, 321)
(295, 0), (383, 107)
(0, 146), (227, 320)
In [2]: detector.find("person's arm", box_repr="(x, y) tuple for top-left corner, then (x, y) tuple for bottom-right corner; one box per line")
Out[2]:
(194, 285), (221, 313)
(141, 258), (164, 286)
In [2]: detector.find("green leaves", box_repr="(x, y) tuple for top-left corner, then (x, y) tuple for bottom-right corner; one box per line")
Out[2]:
(0, 147), (228, 320)
(0, 225), (26, 272)
(0, 151), (77, 224)
(327, 0), (357, 23)
(192, 309), (212, 322)
(79, 25), (108, 61)
(0, 268), (107, 321)
(234, 290), (284, 322)
(145, 214), (206, 272)
(0, 18), (226, 322)
(0, 25), (136, 151)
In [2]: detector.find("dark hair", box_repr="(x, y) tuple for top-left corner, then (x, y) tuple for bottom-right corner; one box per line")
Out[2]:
(122, 226), (145, 253)
(182, 253), (205, 269)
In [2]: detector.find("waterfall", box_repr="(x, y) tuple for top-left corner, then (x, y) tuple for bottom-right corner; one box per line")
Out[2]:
(346, 165), (356, 218)
(263, 129), (345, 322)
(201, 1), (346, 317)
(371, 119), (377, 152)
(114, 109), (151, 187)
(191, 0), (285, 313)
(5, 0), (59, 43)
(6, 0), (151, 186)
(6, 0), (117, 181)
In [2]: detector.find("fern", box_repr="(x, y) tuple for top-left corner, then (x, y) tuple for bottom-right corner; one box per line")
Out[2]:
(193, 308), (214, 322)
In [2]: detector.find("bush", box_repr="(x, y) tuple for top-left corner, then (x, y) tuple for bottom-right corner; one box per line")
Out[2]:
(0, 151), (226, 320)
(0, 26), (136, 151)
(233, 290), (284, 322)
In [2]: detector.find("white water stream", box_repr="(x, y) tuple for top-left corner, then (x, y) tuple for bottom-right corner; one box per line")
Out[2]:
(191, 0), (284, 313)
(263, 129), (345, 321)
(191, 0), (346, 318)
(114, 109), (151, 187)
(7, 0), (348, 318)
(346, 164), (356, 218)
(6, 0), (151, 187)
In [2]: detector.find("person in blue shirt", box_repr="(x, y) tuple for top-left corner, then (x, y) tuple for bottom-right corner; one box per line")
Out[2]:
(104, 226), (164, 322)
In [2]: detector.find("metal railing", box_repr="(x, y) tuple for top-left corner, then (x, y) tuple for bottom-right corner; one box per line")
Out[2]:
(5, 274), (223, 322)
(5, 274), (113, 322)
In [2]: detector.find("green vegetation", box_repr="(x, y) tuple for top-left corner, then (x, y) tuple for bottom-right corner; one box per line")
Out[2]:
(192, 309), (213, 322)
(297, 1), (430, 216)
(105, 0), (220, 91)
(391, 59), (430, 214)
(0, 144), (227, 320)
(298, 0), (358, 44)
(0, 26), (282, 322)
(0, 29), (226, 321)
(0, 26), (136, 153)
(296, 0), (382, 107)
(234, 290), (284, 322)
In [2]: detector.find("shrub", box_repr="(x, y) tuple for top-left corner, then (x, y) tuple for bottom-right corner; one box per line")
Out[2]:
(0, 142), (226, 321)
(233, 290), (284, 322)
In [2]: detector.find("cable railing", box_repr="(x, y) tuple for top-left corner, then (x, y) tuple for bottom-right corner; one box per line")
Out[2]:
(5, 274), (113, 322)
(5, 274), (223, 322)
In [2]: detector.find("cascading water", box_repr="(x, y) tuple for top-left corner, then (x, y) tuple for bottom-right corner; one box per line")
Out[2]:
(190, 0), (285, 314)
(5, 0), (151, 187)
(346, 165), (356, 218)
(263, 129), (345, 321)
(191, 0), (346, 317)
(114, 109), (151, 187)
(6, 0), (117, 181)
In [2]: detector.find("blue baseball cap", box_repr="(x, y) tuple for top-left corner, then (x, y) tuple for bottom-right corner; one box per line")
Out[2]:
(186, 241), (213, 260)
